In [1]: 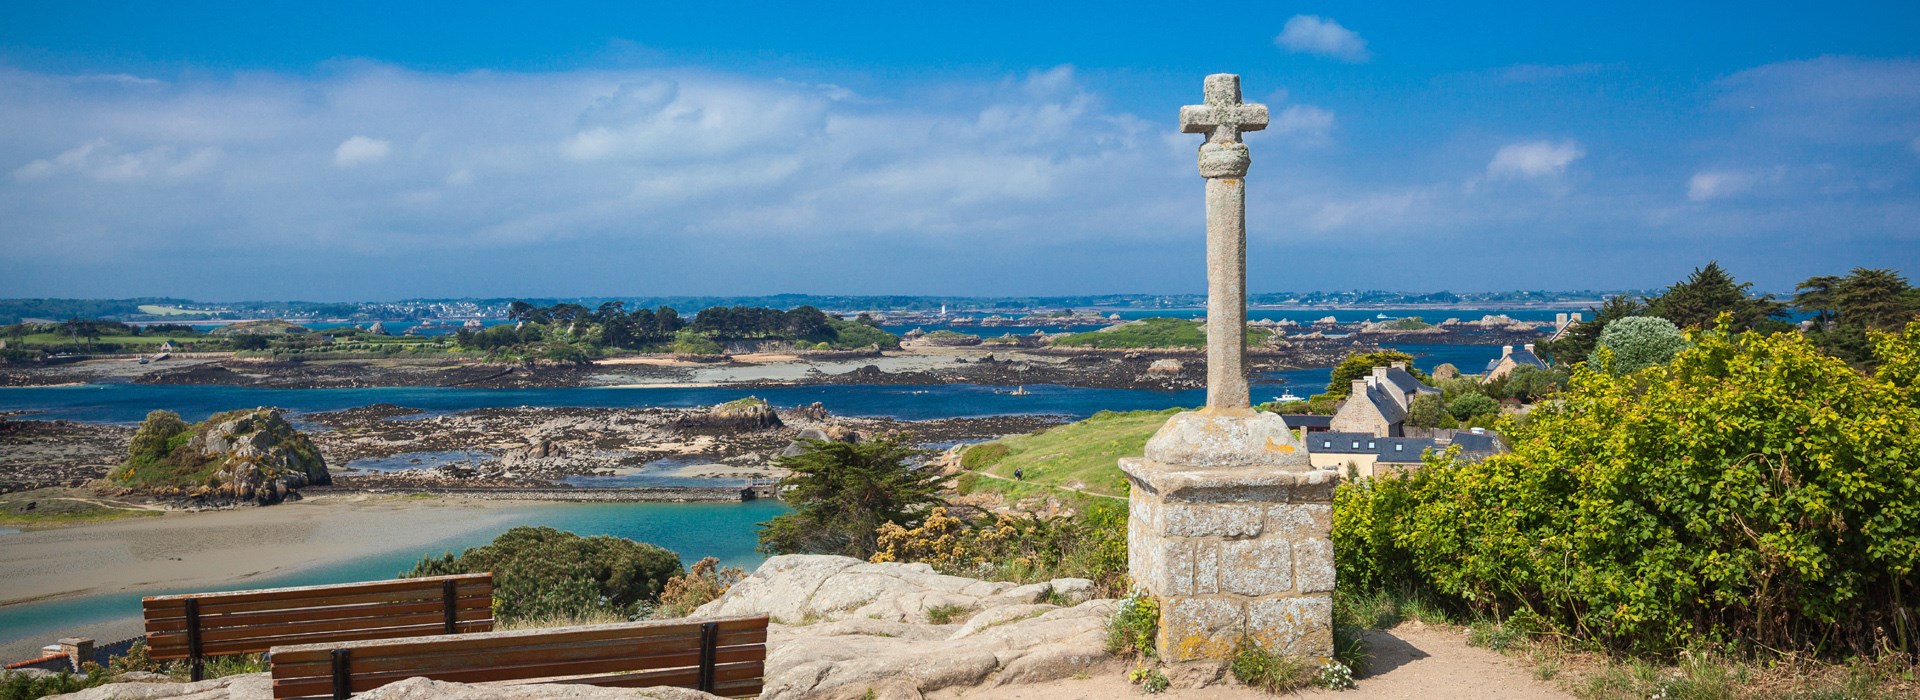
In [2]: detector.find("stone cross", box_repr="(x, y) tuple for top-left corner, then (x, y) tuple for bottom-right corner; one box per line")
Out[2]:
(1180, 74), (1268, 410)
(1122, 75), (1327, 665)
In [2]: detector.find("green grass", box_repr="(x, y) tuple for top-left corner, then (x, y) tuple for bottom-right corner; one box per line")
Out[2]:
(958, 408), (1180, 498)
(0, 490), (160, 528)
(1049, 317), (1271, 349)
(15, 333), (197, 348)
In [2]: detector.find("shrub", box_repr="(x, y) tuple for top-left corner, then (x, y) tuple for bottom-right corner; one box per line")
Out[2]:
(653, 556), (747, 619)
(1334, 321), (1920, 658)
(670, 330), (724, 356)
(0, 669), (109, 700)
(407, 527), (682, 624)
(871, 503), (1130, 597)
(1591, 315), (1687, 373)
(758, 436), (946, 558)
(1405, 393), (1447, 428)
(1446, 393), (1497, 421)
(1324, 351), (1426, 397)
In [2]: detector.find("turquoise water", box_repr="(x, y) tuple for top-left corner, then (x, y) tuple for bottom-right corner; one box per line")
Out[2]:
(0, 500), (789, 650)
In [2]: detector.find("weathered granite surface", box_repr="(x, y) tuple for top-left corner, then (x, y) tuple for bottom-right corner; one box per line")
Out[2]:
(41, 674), (719, 700)
(694, 554), (1114, 700)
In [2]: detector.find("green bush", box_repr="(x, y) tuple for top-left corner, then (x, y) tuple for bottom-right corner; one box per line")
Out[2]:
(0, 669), (109, 700)
(1334, 321), (1920, 657)
(1107, 590), (1160, 658)
(1446, 393), (1498, 421)
(407, 527), (682, 624)
(1591, 315), (1688, 373)
(670, 330), (724, 356)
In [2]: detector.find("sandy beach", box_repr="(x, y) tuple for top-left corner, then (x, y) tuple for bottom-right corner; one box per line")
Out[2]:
(0, 493), (521, 660)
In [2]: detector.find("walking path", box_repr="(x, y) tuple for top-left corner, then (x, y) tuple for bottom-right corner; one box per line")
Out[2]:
(969, 470), (1125, 501)
(933, 621), (1574, 699)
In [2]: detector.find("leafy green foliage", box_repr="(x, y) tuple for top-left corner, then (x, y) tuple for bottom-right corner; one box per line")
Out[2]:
(1802, 267), (1920, 366)
(1406, 393), (1447, 428)
(1323, 350), (1426, 398)
(1536, 295), (1646, 365)
(1446, 393), (1498, 421)
(1333, 322), (1920, 657)
(407, 526), (681, 624)
(1591, 315), (1688, 373)
(669, 330), (724, 355)
(1646, 261), (1789, 332)
(757, 436), (948, 558)
(1229, 639), (1313, 693)
(0, 669), (109, 700)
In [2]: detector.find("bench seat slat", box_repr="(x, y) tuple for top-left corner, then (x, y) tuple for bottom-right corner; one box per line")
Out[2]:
(144, 574), (490, 607)
(269, 645), (764, 698)
(152, 621), (493, 660)
(269, 616), (766, 664)
(149, 608), (493, 649)
(146, 595), (489, 634)
(270, 630), (761, 679)
(145, 583), (492, 619)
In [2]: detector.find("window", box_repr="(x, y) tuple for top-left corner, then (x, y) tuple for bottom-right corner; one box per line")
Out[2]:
(1395, 443), (1403, 452)
(1351, 441), (1360, 449)
(1322, 440), (1331, 448)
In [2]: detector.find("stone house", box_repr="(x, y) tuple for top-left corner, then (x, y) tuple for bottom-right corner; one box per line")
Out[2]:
(1306, 431), (1437, 478)
(1328, 362), (1441, 437)
(1483, 343), (1548, 382)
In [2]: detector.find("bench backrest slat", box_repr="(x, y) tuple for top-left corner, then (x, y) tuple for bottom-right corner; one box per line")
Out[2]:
(269, 615), (769, 700)
(142, 574), (493, 662)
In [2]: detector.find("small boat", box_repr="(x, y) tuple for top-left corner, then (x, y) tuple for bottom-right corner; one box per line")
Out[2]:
(1271, 391), (1304, 403)
(1375, 313), (1393, 319)
(1009, 386), (1031, 396)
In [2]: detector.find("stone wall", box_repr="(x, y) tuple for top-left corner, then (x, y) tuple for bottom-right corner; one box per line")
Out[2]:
(1121, 457), (1336, 661)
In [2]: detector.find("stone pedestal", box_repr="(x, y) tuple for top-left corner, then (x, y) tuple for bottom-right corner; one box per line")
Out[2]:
(1123, 409), (1337, 662)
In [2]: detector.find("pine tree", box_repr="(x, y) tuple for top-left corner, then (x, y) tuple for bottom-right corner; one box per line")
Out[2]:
(1646, 261), (1786, 331)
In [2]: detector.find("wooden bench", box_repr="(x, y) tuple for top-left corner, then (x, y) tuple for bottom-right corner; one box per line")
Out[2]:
(267, 615), (769, 700)
(143, 574), (494, 681)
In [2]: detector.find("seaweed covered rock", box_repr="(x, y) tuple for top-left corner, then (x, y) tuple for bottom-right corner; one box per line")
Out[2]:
(109, 407), (329, 505)
(674, 397), (783, 432)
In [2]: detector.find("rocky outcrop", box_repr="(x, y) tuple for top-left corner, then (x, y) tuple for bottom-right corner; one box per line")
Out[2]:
(695, 555), (1113, 700)
(42, 673), (720, 700)
(110, 407), (329, 505)
(1147, 358), (1184, 375)
(672, 397), (782, 432)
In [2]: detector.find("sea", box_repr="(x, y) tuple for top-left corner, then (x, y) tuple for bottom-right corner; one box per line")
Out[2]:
(0, 316), (1520, 652)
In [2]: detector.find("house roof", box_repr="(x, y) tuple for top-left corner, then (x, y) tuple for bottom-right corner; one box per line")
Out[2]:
(1364, 384), (1408, 425)
(1451, 432), (1503, 456)
(1280, 415), (1332, 430)
(1308, 432), (1438, 462)
(1486, 348), (1548, 372)
(1383, 367), (1440, 397)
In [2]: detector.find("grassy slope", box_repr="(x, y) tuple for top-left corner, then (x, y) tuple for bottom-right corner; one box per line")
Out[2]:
(0, 489), (160, 528)
(958, 408), (1179, 499)
(1048, 317), (1271, 349)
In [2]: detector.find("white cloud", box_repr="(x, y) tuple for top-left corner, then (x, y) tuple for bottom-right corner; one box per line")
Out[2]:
(1486, 140), (1585, 179)
(1275, 16), (1370, 62)
(11, 139), (218, 182)
(1266, 105), (1335, 144)
(1687, 167), (1785, 201)
(333, 136), (391, 167)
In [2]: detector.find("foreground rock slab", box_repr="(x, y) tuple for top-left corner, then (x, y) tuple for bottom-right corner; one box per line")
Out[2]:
(43, 674), (720, 700)
(695, 555), (1116, 700)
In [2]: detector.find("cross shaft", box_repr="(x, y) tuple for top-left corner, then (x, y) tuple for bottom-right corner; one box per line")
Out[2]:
(1179, 74), (1268, 411)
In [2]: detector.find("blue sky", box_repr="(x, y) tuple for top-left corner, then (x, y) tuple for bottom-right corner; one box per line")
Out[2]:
(1, 1), (1916, 300)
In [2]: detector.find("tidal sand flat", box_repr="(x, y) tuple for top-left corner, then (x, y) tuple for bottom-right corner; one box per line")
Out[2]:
(0, 493), (518, 659)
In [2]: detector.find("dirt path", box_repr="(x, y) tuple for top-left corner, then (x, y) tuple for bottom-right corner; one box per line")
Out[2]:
(932, 621), (1572, 699)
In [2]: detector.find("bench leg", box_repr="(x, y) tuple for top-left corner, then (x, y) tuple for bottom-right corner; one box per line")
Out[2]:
(185, 598), (204, 682)
(331, 649), (352, 700)
(697, 621), (718, 693)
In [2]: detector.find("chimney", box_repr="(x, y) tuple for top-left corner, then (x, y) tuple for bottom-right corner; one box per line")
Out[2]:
(1390, 361), (1407, 370)
(1556, 312), (1568, 326)
(1372, 367), (1389, 384)
(1524, 343), (1535, 353)
(1572, 313), (1583, 323)
(1351, 378), (1368, 396)
(1502, 345), (1513, 358)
